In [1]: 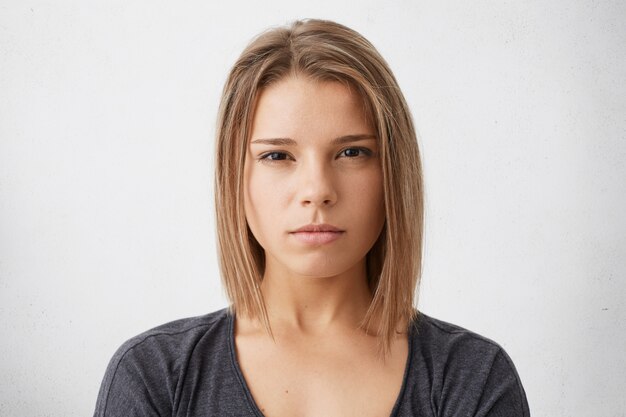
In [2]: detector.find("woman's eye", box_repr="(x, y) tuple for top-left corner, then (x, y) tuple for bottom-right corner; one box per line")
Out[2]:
(259, 152), (289, 163)
(340, 147), (371, 158)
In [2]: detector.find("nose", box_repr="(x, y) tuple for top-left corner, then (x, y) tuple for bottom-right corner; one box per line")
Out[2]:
(297, 158), (337, 208)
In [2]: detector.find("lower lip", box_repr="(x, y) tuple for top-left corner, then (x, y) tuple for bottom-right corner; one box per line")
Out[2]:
(290, 231), (344, 245)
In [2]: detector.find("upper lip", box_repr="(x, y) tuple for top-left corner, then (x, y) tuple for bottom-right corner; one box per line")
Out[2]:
(291, 223), (344, 233)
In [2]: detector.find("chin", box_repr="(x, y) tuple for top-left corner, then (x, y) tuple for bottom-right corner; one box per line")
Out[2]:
(283, 257), (358, 279)
(295, 269), (343, 279)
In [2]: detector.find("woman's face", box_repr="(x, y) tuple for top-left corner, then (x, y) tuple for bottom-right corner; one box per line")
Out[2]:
(243, 75), (385, 279)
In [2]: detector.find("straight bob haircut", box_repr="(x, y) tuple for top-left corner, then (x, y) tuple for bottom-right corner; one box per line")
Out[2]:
(215, 18), (424, 358)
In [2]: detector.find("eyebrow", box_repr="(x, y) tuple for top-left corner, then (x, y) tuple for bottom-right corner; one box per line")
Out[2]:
(250, 134), (377, 146)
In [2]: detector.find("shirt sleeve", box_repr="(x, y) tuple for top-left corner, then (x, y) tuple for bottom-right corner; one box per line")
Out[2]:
(472, 347), (530, 417)
(93, 337), (176, 417)
(434, 339), (530, 417)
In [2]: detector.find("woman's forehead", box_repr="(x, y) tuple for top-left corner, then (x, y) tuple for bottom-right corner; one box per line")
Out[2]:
(249, 76), (375, 143)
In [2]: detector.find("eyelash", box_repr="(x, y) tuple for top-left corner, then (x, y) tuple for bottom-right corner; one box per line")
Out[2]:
(258, 147), (373, 164)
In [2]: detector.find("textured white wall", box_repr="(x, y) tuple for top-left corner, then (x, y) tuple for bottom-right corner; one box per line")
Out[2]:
(1, 1), (624, 416)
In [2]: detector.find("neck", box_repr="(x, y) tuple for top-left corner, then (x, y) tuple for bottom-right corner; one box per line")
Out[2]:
(258, 257), (374, 336)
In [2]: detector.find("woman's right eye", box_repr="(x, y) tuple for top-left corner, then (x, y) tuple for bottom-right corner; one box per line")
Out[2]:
(258, 151), (290, 163)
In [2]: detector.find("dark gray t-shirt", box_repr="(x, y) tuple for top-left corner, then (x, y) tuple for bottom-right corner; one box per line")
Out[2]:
(94, 307), (529, 416)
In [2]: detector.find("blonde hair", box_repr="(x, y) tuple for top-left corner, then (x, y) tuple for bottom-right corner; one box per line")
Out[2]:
(215, 19), (424, 358)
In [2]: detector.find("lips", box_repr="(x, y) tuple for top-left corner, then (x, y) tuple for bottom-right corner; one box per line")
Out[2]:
(289, 223), (345, 245)
(291, 223), (344, 233)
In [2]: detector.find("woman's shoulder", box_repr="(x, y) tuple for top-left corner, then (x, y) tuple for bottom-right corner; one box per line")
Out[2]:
(401, 312), (530, 416)
(115, 307), (232, 366)
(107, 307), (231, 365)
(410, 311), (524, 379)
(120, 307), (229, 349)
(412, 311), (505, 352)
(93, 307), (233, 416)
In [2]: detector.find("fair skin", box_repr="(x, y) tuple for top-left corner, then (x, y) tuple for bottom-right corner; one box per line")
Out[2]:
(236, 75), (409, 417)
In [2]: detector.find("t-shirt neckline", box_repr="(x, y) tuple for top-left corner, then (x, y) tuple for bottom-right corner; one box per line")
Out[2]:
(226, 308), (414, 417)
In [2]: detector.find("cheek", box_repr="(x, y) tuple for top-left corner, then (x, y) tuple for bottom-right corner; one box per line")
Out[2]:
(243, 165), (286, 241)
(351, 168), (384, 214)
(246, 169), (276, 211)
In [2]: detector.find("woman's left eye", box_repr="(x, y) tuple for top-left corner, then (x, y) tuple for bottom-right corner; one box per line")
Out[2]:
(340, 148), (371, 158)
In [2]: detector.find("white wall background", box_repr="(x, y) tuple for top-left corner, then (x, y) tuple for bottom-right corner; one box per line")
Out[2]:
(1, 1), (624, 416)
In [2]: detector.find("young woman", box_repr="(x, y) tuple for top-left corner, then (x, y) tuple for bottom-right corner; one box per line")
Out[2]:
(94, 19), (530, 417)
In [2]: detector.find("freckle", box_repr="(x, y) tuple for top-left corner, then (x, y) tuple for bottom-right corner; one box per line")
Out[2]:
(285, 390), (289, 394)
